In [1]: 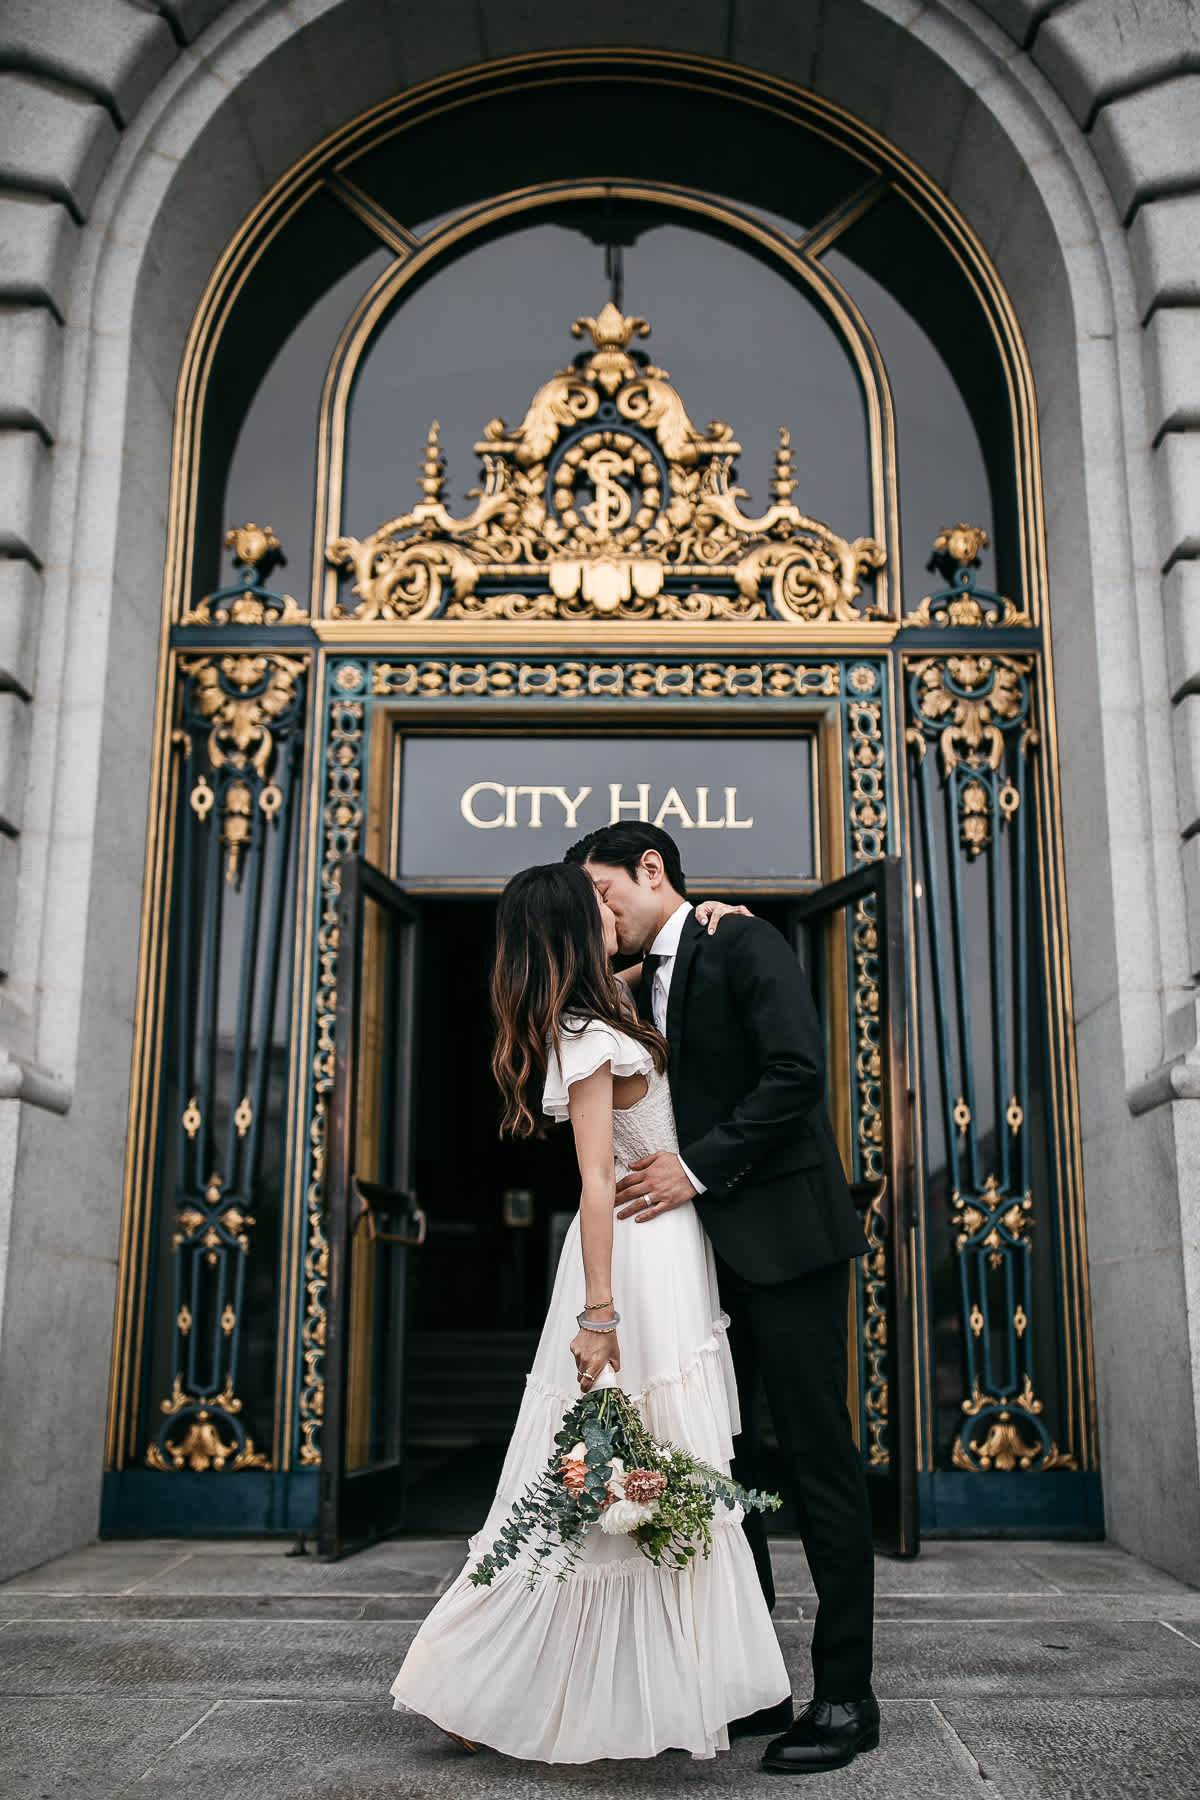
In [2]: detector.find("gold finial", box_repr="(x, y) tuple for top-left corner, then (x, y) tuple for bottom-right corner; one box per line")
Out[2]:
(772, 427), (797, 504)
(419, 421), (445, 503)
(571, 302), (650, 351)
(934, 523), (989, 567)
(223, 523), (280, 571)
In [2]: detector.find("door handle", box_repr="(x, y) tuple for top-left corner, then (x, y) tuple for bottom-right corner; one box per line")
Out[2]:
(352, 1175), (427, 1247)
(849, 1175), (888, 1234)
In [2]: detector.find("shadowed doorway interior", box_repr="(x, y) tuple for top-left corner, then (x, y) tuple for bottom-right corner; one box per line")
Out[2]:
(400, 894), (795, 1534)
(403, 898), (575, 1530)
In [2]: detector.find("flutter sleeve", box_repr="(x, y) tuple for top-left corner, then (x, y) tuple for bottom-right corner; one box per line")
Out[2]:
(542, 1016), (654, 1122)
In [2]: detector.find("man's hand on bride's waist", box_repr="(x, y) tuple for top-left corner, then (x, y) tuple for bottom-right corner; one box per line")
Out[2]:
(615, 1152), (696, 1221)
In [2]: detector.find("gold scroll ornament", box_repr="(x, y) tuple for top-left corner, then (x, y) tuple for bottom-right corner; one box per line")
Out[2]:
(327, 306), (884, 624)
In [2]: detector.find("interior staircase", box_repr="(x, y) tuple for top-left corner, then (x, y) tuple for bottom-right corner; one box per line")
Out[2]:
(405, 1330), (541, 1448)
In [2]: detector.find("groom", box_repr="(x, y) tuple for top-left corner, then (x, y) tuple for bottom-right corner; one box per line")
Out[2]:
(565, 822), (877, 1775)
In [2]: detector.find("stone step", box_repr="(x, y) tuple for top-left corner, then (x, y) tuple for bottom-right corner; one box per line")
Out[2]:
(406, 1330), (537, 1444)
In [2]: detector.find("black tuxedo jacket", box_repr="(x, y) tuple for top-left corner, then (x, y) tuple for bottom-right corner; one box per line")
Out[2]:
(661, 911), (868, 1286)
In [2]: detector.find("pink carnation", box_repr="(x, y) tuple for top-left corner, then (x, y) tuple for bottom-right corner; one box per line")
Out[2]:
(624, 1468), (668, 1504)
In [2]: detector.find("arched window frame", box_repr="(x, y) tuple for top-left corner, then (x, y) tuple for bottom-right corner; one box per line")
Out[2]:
(104, 53), (1095, 1535)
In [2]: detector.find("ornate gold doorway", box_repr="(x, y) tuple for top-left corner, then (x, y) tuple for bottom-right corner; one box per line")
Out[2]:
(104, 61), (1097, 1544)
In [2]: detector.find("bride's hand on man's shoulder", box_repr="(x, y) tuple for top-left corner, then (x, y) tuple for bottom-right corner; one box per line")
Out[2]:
(693, 899), (754, 935)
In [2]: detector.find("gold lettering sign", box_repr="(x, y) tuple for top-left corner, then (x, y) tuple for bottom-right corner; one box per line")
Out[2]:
(458, 782), (755, 831)
(459, 783), (592, 830)
(399, 736), (812, 883)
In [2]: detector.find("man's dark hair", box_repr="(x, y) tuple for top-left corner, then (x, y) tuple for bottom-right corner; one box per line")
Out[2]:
(564, 822), (689, 898)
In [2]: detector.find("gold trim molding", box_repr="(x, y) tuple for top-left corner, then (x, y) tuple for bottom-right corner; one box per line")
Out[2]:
(311, 619), (902, 648)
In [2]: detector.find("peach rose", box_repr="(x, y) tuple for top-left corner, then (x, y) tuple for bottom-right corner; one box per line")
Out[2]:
(561, 1442), (589, 1494)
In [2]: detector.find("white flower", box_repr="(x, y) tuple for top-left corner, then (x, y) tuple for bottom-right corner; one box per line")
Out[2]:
(566, 1442), (587, 1463)
(606, 1456), (626, 1499)
(600, 1498), (659, 1535)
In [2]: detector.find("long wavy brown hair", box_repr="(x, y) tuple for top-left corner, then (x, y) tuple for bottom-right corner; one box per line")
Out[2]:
(491, 861), (667, 1137)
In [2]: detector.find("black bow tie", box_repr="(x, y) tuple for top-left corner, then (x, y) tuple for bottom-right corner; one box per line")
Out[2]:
(638, 952), (664, 1025)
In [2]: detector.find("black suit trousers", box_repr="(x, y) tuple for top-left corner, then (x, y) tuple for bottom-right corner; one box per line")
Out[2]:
(717, 1253), (875, 1701)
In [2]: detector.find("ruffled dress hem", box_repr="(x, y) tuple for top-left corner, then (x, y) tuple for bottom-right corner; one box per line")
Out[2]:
(390, 1522), (791, 1762)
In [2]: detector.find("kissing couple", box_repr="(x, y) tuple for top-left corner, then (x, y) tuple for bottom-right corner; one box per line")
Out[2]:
(391, 822), (877, 1773)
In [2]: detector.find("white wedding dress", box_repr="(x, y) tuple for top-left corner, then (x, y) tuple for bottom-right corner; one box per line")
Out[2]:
(390, 1016), (790, 1762)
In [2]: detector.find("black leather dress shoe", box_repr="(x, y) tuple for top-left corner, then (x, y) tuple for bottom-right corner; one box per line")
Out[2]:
(761, 1694), (880, 1773)
(728, 1695), (794, 1740)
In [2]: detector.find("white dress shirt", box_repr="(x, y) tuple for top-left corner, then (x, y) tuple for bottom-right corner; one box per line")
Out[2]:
(647, 901), (706, 1196)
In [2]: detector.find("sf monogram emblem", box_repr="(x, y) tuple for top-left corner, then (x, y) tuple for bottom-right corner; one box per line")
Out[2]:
(580, 448), (634, 538)
(551, 429), (660, 549)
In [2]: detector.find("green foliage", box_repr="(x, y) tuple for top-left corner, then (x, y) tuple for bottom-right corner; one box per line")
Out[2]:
(469, 1387), (781, 1589)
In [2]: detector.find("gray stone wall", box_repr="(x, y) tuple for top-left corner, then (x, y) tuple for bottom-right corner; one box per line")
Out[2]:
(0, 0), (1196, 1579)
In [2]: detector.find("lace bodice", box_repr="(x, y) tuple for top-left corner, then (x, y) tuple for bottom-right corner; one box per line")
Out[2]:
(611, 1061), (678, 1173)
(542, 1015), (678, 1172)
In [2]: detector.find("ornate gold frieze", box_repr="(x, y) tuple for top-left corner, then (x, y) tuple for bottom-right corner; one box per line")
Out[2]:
(371, 658), (841, 701)
(327, 306), (884, 625)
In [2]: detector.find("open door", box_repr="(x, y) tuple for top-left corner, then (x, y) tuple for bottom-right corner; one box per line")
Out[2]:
(791, 858), (919, 1557)
(319, 855), (424, 1558)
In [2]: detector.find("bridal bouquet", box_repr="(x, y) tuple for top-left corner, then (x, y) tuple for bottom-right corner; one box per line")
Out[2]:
(470, 1386), (780, 1588)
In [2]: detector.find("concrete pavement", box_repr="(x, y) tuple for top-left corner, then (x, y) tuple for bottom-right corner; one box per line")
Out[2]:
(0, 1537), (1197, 1798)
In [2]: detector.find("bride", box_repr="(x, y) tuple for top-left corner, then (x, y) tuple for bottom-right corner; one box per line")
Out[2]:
(390, 861), (790, 1762)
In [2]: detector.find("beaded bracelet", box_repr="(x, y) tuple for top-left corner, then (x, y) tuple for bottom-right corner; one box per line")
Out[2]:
(576, 1309), (621, 1332)
(583, 1298), (613, 1311)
